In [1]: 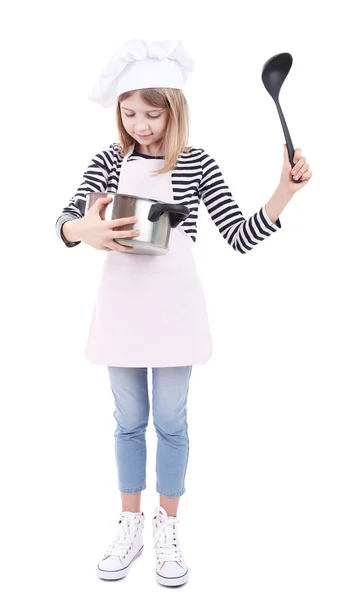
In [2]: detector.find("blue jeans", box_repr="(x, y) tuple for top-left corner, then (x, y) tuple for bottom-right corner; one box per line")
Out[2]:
(107, 366), (192, 498)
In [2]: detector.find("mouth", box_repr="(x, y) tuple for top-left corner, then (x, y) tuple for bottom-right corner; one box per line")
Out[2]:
(136, 133), (152, 139)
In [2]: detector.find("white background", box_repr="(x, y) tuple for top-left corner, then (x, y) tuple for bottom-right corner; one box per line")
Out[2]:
(1, 1), (346, 598)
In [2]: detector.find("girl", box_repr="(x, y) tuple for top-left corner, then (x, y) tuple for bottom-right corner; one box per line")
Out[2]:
(55, 39), (312, 587)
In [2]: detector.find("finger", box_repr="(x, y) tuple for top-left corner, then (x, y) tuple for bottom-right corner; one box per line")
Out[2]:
(294, 162), (309, 180)
(108, 229), (141, 239)
(292, 157), (306, 172)
(298, 170), (312, 181)
(292, 157), (307, 179)
(293, 148), (302, 163)
(297, 163), (310, 179)
(103, 241), (134, 252)
(91, 196), (113, 211)
(114, 242), (134, 252)
(107, 216), (139, 227)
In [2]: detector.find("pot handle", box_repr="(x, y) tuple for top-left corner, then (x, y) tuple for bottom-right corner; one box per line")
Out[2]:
(148, 203), (190, 228)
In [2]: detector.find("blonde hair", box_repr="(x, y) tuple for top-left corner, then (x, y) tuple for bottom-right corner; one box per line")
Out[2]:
(116, 88), (191, 174)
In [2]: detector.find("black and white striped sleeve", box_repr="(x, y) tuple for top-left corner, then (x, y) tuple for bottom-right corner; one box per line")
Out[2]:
(55, 145), (114, 248)
(198, 152), (281, 254)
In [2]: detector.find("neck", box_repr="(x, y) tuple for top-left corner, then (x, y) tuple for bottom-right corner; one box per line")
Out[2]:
(134, 141), (164, 157)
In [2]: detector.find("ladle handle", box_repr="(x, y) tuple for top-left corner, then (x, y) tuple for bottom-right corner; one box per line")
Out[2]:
(275, 100), (301, 184)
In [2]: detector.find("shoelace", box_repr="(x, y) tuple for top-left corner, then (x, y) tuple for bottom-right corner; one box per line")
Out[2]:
(153, 514), (182, 563)
(105, 513), (141, 559)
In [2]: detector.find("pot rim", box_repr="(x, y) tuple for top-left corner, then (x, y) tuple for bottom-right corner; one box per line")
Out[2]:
(86, 192), (172, 205)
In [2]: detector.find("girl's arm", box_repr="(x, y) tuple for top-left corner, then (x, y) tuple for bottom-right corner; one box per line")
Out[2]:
(55, 144), (117, 248)
(265, 186), (294, 223)
(198, 151), (282, 254)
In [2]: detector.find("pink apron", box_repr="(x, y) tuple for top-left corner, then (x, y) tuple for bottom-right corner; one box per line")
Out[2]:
(84, 146), (212, 367)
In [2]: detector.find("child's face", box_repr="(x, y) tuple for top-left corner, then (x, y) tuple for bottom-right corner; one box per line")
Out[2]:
(120, 91), (169, 149)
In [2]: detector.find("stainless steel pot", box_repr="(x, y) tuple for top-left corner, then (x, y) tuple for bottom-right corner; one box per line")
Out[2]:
(85, 192), (189, 255)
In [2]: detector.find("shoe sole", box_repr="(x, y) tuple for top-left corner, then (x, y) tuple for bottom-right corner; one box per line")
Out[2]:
(97, 545), (144, 580)
(156, 569), (189, 587)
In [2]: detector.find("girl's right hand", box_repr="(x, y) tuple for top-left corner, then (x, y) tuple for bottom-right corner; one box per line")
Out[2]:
(80, 196), (140, 251)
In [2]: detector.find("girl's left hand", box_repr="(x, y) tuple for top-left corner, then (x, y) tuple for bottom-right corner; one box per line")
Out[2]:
(280, 144), (313, 194)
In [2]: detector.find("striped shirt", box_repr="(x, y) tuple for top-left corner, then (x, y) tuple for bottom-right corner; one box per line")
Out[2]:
(55, 142), (281, 252)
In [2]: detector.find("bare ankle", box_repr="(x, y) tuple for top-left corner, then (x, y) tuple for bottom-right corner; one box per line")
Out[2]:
(121, 491), (142, 513)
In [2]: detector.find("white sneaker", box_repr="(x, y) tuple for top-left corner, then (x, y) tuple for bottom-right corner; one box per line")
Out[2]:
(152, 507), (189, 587)
(97, 511), (145, 580)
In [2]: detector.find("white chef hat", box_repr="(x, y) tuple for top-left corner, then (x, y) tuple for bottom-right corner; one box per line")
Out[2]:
(88, 39), (195, 108)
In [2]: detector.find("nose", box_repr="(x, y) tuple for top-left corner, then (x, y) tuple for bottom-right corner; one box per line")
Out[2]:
(134, 118), (151, 134)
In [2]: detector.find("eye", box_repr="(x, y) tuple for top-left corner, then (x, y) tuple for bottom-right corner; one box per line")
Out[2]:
(148, 115), (160, 119)
(124, 113), (134, 118)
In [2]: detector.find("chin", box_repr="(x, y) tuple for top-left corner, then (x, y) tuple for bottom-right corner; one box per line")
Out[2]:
(136, 136), (154, 143)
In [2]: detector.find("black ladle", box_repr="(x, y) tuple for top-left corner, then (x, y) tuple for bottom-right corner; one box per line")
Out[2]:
(262, 52), (300, 183)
